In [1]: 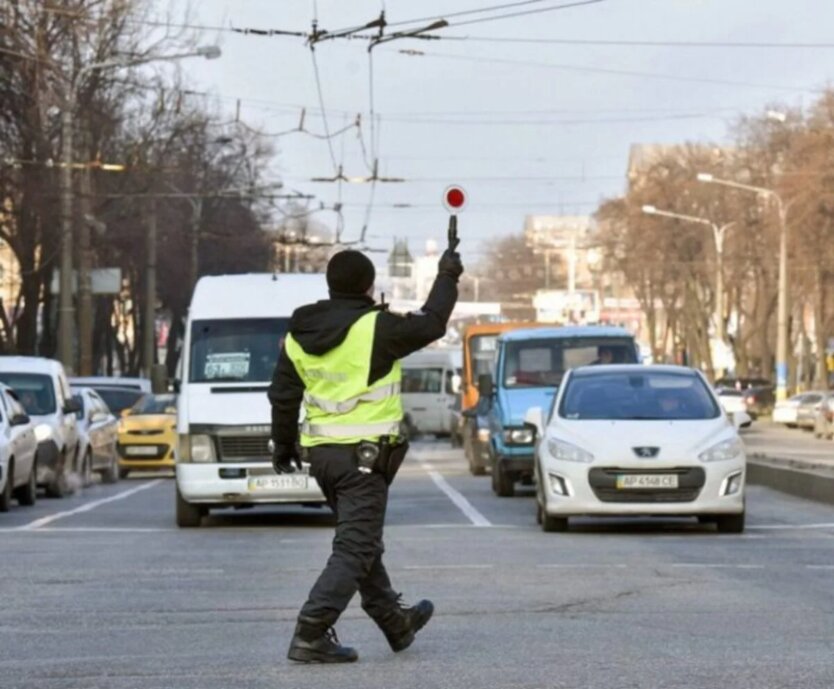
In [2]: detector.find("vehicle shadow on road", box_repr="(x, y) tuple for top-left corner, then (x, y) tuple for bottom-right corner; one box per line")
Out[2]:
(561, 518), (725, 536)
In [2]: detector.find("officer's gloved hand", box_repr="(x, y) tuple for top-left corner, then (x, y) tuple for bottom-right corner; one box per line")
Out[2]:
(438, 249), (464, 281)
(272, 444), (302, 474)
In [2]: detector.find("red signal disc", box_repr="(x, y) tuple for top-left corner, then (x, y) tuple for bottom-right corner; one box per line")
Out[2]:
(443, 185), (467, 211)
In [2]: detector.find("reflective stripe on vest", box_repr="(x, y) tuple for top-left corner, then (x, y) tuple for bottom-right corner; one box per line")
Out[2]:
(303, 381), (401, 414)
(300, 419), (401, 439)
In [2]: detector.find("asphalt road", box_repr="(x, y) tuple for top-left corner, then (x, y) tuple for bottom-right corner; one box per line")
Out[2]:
(2, 441), (834, 689)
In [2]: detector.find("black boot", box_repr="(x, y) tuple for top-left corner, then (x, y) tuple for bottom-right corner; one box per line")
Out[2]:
(376, 598), (434, 653)
(287, 616), (358, 664)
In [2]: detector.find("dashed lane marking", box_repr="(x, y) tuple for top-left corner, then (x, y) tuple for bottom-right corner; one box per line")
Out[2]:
(420, 462), (492, 527)
(13, 479), (164, 531)
(749, 523), (834, 531)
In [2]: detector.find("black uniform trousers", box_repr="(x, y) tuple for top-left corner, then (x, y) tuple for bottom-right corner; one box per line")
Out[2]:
(299, 444), (399, 627)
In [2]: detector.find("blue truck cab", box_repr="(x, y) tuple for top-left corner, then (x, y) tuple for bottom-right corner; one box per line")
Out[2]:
(483, 326), (639, 496)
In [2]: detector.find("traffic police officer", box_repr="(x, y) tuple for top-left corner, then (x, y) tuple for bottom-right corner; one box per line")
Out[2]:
(269, 240), (463, 663)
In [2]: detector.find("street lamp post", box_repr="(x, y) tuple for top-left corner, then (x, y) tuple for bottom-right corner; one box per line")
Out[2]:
(58, 46), (221, 373)
(641, 205), (735, 354)
(697, 173), (791, 401)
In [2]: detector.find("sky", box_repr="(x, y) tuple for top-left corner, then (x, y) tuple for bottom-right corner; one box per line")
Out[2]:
(154, 0), (834, 264)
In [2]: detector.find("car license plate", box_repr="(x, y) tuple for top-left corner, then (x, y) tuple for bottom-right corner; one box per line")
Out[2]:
(616, 474), (679, 489)
(125, 445), (158, 456)
(247, 475), (308, 492)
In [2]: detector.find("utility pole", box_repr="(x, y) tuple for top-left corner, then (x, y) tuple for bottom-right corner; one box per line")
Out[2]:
(58, 106), (76, 371)
(77, 133), (94, 376)
(189, 196), (203, 291)
(143, 199), (157, 377)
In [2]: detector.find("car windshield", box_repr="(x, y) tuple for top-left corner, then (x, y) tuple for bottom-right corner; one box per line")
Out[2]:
(189, 318), (290, 384)
(560, 370), (721, 421)
(0, 373), (55, 415)
(96, 388), (144, 415)
(402, 368), (444, 393)
(503, 337), (637, 388)
(469, 334), (497, 380)
(130, 394), (177, 415)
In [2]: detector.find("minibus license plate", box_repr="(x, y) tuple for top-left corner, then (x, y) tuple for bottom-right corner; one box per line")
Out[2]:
(248, 475), (308, 492)
(616, 474), (678, 489)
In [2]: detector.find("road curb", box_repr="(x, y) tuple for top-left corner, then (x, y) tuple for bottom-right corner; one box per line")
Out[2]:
(747, 458), (834, 505)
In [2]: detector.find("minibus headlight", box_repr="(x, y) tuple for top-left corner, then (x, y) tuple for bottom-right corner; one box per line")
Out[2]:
(190, 434), (216, 463)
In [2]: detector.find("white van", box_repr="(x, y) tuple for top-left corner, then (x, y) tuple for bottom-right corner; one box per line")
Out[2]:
(401, 349), (461, 437)
(175, 273), (330, 527)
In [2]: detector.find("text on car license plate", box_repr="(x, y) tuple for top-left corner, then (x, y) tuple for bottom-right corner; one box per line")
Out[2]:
(616, 474), (679, 489)
(247, 475), (308, 491)
(125, 445), (158, 456)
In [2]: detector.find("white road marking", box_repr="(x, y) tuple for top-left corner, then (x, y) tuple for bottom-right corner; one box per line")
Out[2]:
(0, 526), (175, 533)
(671, 563), (764, 569)
(420, 462), (492, 527)
(537, 563), (628, 569)
(15, 480), (164, 531)
(749, 523), (834, 531)
(404, 564), (494, 570)
(805, 565), (834, 570)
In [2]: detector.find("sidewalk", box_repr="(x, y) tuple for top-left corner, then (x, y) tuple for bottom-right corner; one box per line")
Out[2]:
(742, 421), (834, 504)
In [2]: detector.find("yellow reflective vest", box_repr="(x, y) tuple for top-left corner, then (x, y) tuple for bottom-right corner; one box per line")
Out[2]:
(284, 311), (403, 447)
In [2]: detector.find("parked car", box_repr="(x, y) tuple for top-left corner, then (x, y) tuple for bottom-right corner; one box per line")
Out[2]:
(714, 377), (775, 419)
(773, 392), (815, 428)
(482, 326), (640, 497)
(70, 376), (152, 394)
(527, 365), (749, 534)
(0, 384), (38, 511)
(813, 393), (834, 440)
(87, 386), (145, 417)
(70, 387), (120, 485)
(117, 393), (178, 478)
(796, 391), (827, 430)
(0, 357), (80, 497)
(715, 389), (749, 416)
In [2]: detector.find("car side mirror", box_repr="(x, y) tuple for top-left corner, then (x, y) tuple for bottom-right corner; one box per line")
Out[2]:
(172, 379), (181, 394)
(732, 411), (752, 430)
(63, 398), (81, 415)
(477, 373), (494, 400)
(524, 406), (544, 438)
(10, 413), (30, 427)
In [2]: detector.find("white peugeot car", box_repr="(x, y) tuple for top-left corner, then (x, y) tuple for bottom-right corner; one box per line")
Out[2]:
(526, 365), (749, 534)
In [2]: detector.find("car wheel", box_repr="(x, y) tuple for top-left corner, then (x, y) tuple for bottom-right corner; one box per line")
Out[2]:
(101, 455), (119, 484)
(716, 512), (745, 534)
(176, 484), (206, 528)
(492, 460), (514, 497)
(14, 459), (37, 506)
(0, 459), (13, 512)
(535, 500), (543, 525)
(45, 454), (69, 498)
(81, 451), (94, 488)
(542, 513), (568, 533)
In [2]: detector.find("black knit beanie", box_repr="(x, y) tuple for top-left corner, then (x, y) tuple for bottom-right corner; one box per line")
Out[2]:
(326, 250), (376, 295)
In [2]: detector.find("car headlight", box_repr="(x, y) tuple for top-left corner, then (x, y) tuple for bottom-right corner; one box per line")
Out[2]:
(546, 437), (594, 463)
(34, 423), (53, 443)
(699, 437), (744, 463)
(477, 428), (491, 442)
(503, 427), (534, 445)
(189, 434), (216, 463)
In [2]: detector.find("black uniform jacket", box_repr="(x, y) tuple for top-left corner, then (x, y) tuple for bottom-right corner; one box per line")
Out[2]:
(268, 272), (458, 452)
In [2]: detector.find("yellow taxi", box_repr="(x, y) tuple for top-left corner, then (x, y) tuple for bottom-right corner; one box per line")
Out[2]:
(117, 393), (177, 478)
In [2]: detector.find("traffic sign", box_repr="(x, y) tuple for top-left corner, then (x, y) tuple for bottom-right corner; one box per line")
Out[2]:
(443, 185), (467, 212)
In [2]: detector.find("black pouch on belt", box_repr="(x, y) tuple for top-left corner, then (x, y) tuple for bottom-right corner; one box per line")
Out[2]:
(378, 437), (409, 485)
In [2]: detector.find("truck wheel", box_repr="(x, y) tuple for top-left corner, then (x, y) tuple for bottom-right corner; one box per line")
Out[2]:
(0, 460), (12, 512)
(716, 512), (745, 534)
(492, 460), (514, 497)
(14, 459), (37, 506)
(176, 485), (206, 528)
(465, 435), (485, 476)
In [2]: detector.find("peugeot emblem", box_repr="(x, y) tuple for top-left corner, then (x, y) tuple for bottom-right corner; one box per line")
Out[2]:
(633, 447), (659, 458)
